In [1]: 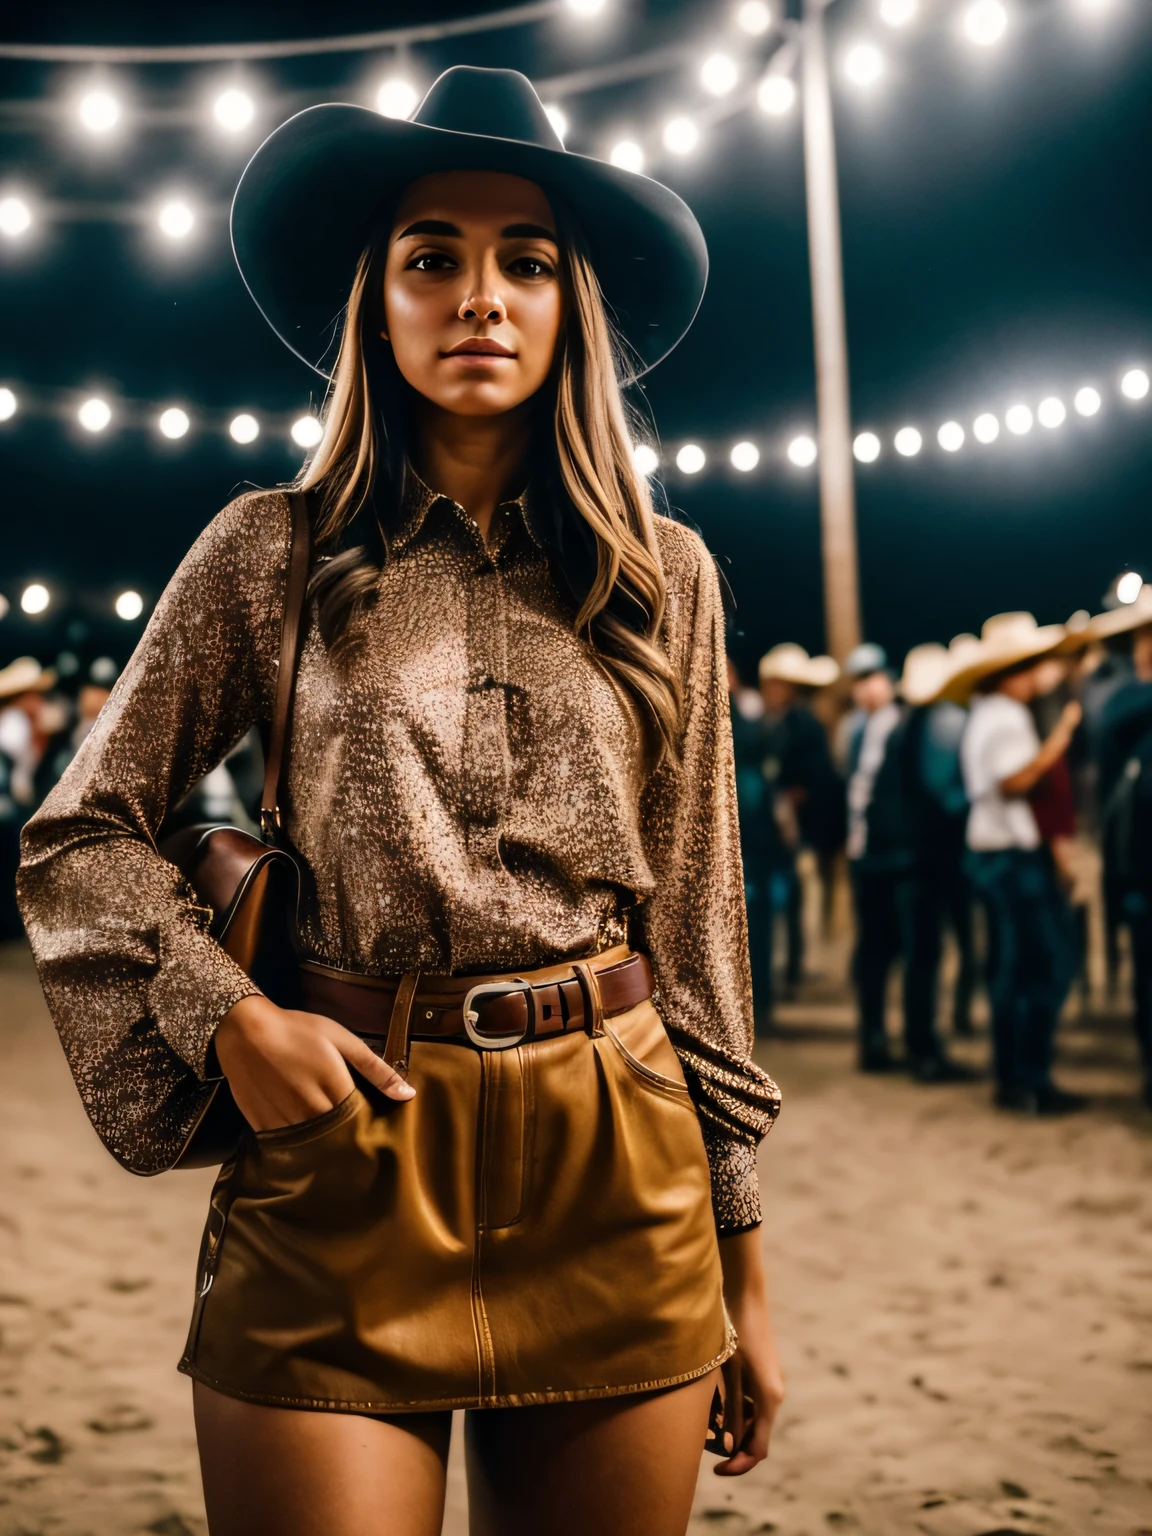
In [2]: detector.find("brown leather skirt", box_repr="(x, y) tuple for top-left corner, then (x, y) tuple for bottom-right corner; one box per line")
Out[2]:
(177, 947), (735, 1413)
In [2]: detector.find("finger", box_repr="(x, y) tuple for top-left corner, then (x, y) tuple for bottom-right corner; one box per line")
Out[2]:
(334, 1029), (416, 1100)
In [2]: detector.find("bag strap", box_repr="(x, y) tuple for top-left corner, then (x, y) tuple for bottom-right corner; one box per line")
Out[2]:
(260, 491), (312, 842)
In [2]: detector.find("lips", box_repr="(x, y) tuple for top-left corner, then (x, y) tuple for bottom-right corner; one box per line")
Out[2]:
(442, 338), (517, 358)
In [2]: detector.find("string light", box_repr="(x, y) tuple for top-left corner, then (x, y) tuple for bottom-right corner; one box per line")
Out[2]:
(853, 431), (881, 463)
(21, 583), (50, 615)
(0, 196), (32, 239)
(973, 412), (1000, 443)
(78, 397), (112, 433)
(879, 0), (918, 26)
(158, 407), (190, 439)
(1117, 571), (1144, 604)
(157, 199), (195, 240)
(1005, 403), (1033, 435)
(291, 415), (324, 448)
(736, 1), (772, 36)
(376, 77), (419, 119)
(730, 440), (760, 471)
(964, 0), (1008, 46)
(1074, 386), (1102, 417)
(544, 105), (568, 141)
(844, 44), (884, 87)
(663, 117), (699, 155)
(676, 443), (706, 474)
(0, 387), (16, 421)
(893, 426), (922, 456)
(1121, 368), (1150, 401)
(788, 435), (817, 467)
(938, 421), (965, 452)
(758, 76), (796, 116)
(1037, 396), (1066, 428)
(78, 90), (121, 133)
(633, 443), (659, 476)
(115, 590), (144, 620)
(229, 412), (259, 444)
(213, 89), (255, 132)
(610, 140), (644, 172)
(701, 54), (739, 97)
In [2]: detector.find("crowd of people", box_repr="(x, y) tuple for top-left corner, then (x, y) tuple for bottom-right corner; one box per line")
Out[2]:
(5, 581), (1152, 1120)
(730, 591), (1152, 1115)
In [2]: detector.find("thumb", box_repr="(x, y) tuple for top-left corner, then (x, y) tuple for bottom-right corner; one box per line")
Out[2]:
(331, 1024), (416, 1101)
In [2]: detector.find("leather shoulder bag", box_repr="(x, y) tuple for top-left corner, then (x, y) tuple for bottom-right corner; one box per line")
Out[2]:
(157, 490), (312, 1169)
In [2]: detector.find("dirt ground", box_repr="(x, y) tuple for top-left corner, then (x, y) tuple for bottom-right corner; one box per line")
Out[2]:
(2, 930), (1151, 1536)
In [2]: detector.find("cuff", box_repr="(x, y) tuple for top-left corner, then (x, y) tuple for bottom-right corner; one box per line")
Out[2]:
(700, 1126), (763, 1234)
(146, 924), (265, 1080)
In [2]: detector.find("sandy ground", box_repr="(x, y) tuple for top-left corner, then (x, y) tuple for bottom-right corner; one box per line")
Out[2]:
(2, 931), (1151, 1536)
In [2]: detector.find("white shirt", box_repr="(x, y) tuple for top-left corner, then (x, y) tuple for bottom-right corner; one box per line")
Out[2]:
(847, 701), (901, 861)
(961, 693), (1041, 851)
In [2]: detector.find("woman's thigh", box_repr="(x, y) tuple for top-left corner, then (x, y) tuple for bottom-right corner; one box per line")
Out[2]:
(193, 1381), (452, 1536)
(463, 1369), (718, 1536)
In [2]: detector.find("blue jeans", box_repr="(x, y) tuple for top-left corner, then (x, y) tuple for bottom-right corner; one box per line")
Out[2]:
(965, 848), (1071, 1092)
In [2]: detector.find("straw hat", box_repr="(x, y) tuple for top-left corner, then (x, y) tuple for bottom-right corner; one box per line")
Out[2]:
(939, 612), (1066, 705)
(899, 643), (953, 707)
(1089, 585), (1152, 642)
(0, 656), (57, 702)
(758, 643), (840, 690)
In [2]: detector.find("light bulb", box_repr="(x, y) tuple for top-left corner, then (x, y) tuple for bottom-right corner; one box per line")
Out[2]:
(1117, 571), (1144, 605)
(937, 421), (965, 452)
(663, 117), (700, 155)
(973, 413), (1000, 443)
(158, 200), (195, 240)
(0, 196), (32, 239)
(844, 43), (884, 86)
(158, 408), (190, 440)
(893, 426), (922, 457)
(21, 583), (50, 615)
(757, 76), (796, 115)
(213, 89), (255, 132)
(610, 140), (645, 173)
(880, 0), (918, 25)
(376, 78), (419, 120)
(0, 387), (17, 421)
(1074, 386), (1102, 417)
(78, 397), (112, 433)
(701, 54), (739, 97)
(1121, 368), (1150, 401)
(853, 431), (881, 463)
(291, 416), (324, 448)
(633, 444), (659, 476)
(787, 435), (817, 467)
(229, 413), (259, 444)
(676, 443), (706, 474)
(115, 590), (144, 620)
(736, 1), (772, 35)
(1037, 396), (1066, 429)
(730, 441), (760, 472)
(1005, 404), (1033, 435)
(78, 91), (120, 133)
(964, 0), (1008, 46)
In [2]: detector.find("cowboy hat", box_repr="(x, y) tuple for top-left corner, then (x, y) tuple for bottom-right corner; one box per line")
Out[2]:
(1089, 585), (1152, 641)
(939, 612), (1066, 705)
(899, 643), (954, 708)
(758, 643), (840, 690)
(231, 66), (708, 380)
(844, 641), (889, 680)
(0, 656), (57, 702)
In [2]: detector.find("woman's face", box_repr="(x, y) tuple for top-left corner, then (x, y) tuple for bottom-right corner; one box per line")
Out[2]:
(382, 170), (564, 418)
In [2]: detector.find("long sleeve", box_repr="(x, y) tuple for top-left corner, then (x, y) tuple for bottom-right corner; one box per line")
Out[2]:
(16, 490), (290, 1167)
(641, 522), (781, 1233)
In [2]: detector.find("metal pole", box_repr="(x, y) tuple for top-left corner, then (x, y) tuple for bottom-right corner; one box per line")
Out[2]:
(801, 0), (862, 663)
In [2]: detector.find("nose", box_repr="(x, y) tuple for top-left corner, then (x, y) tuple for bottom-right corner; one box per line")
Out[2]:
(459, 291), (505, 324)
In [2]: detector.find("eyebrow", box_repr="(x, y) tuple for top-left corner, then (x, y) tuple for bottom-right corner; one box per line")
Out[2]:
(396, 218), (558, 241)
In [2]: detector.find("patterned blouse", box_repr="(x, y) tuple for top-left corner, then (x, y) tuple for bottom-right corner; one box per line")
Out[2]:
(16, 473), (780, 1232)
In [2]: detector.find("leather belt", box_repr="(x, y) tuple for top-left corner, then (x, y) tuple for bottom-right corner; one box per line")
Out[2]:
(297, 947), (654, 1071)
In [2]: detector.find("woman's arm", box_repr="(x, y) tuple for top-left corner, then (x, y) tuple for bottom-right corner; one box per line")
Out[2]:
(1000, 699), (1081, 798)
(713, 1228), (785, 1475)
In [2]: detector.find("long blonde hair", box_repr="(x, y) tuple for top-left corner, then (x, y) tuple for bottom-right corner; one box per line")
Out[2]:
(296, 203), (681, 762)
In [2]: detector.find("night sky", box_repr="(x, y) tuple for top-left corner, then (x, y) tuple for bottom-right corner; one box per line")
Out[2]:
(2, 0), (1150, 685)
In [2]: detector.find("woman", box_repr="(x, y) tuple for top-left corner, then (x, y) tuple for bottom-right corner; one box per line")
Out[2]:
(17, 67), (783, 1535)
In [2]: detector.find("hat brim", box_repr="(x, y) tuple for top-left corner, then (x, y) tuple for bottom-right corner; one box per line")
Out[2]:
(231, 104), (708, 380)
(1089, 596), (1152, 642)
(939, 627), (1066, 705)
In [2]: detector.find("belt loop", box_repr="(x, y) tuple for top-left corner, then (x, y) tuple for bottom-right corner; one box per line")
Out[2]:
(384, 970), (421, 1074)
(573, 961), (605, 1038)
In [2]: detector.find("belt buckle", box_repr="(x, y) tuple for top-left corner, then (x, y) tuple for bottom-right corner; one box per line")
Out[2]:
(461, 979), (534, 1051)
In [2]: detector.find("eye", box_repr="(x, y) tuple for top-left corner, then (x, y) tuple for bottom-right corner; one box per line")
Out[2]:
(507, 255), (555, 278)
(407, 251), (457, 272)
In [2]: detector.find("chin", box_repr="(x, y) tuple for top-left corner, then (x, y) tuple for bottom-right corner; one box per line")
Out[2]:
(437, 389), (531, 418)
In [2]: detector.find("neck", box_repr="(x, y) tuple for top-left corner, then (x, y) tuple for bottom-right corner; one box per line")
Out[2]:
(411, 403), (533, 544)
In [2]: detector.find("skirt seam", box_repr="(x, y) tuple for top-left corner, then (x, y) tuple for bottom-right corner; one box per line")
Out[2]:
(177, 1326), (737, 1414)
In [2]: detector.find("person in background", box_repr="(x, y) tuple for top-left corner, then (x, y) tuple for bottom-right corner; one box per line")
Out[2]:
(1090, 588), (1152, 1107)
(834, 642), (890, 774)
(757, 644), (841, 990)
(844, 643), (970, 1079)
(956, 614), (1086, 1115)
(0, 657), (58, 940)
(728, 660), (786, 1030)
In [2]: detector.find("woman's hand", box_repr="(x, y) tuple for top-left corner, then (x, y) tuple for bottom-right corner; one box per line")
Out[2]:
(212, 993), (415, 1133)
(713, 1226), (785, 1477)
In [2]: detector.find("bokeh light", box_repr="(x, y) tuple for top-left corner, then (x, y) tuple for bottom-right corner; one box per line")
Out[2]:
(610, 140), (645, 172)
(730, 441), (761, 472)
(633, 443), (659, 477)
(973, 412), (1001, 443)
(376, 78), (419, 120)
(853, 431), (881, 463)
(964, 0), (1008, 46)
(1005, 403), (1034, 435)
(1116, 571), (1144, 605)
(1037, 396), (1066, 429)
(78, 397), (112, 433)
(213, 89), (255, 132)
(544, 105), (568, 141)
(676, 443), (706, 474)
(157, 200), (195, 240)
(701, 54), (739, 97)
(0, 387), (17, 421)
(0, 196), (32, 239)
(291, 415), (324, 449)
(663, 117), (700, 155)
(229, 413), (260, 444)
(1121, 368), (1150, 401)
(844, 44), (884, 86)
(894, 426), (922, 457)
(758, 76), (797, 115)
(21, 583), (50, 615)
(880, 0), (918, 25)
(115, 590), (144, 621)
(788, 434), (817, 467)
(78, 91), (121, 134)
(158, 407), (190, 440)
(1074, 386), (1102, 417)
(736, 1), (772, 35)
